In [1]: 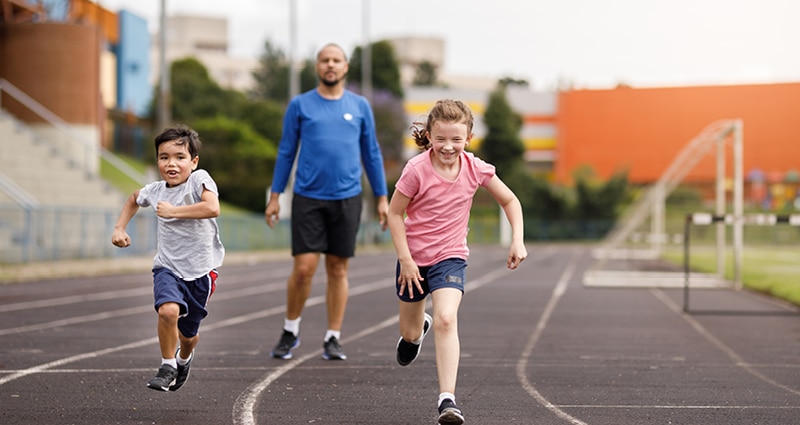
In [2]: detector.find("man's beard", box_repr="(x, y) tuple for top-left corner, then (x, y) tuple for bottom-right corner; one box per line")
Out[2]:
(319, 73), (346, 87)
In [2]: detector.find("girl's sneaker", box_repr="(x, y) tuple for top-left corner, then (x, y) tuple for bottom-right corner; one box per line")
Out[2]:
(396, 313), (432, 366)
(437, 398), (464, 425)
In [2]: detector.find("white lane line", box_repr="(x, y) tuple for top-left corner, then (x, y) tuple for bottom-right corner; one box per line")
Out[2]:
(0, 287), (151, 313)
(516, 249), (589, 425)
(231, 264), (515, 425)
(0, 282), (285, 336)
(0, 336), (159, 385)
(558, 404), (800, 410)
(652, 289), (800, 397)
(0, 279), (385, 386)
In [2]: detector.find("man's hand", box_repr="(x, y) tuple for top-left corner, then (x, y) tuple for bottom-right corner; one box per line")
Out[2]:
(265, 197), (280, 228)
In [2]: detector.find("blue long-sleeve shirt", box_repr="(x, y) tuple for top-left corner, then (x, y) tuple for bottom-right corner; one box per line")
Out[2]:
(270, 89), (388, 200)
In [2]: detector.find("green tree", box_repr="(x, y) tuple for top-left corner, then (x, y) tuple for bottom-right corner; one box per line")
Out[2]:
(144, 57), (283, 212)
(572, 166), (629, 221)
(251, 41), (316, 103)
(348, 40), (404, 98)
(368, 89), (407, 178)
(478, 84), (525, 179)
(192, 116), (277, 211)
(413, 60), (438, 86)
(344, 41), (406, 177)
(239, 99), (285, 144)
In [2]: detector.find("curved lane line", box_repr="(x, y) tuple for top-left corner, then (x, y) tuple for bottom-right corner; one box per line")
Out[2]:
(652, 288), (800, 397)
(232, 266), (513, 425)
(515, 249), (589, 425)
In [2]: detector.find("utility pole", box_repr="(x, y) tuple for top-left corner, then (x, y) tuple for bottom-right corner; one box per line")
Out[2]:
(288, 0), (300, 99)
(157, 0), (170, 130)
(361, 0), (372, 103)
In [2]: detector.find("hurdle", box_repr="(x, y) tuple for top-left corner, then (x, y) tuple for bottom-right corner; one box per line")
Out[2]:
(682, 212), (800, 312)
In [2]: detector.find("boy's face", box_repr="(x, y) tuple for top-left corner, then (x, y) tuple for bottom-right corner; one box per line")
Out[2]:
(157, 140), (198, 187)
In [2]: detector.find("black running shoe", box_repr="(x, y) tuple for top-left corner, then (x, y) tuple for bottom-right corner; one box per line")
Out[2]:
(270, 330), (300, 359)
(169, 349), (193, 391)
(396, 312), (432, 366)
(322, 336), (347, 360)
(147, 364), (178, 392)
(437, 398), (464, 425)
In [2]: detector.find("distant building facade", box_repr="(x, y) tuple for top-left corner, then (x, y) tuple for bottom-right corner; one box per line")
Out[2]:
(150, 14), (259, 93)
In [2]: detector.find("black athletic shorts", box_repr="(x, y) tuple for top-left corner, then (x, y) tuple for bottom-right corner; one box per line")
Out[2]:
(291, 193), (363, 257)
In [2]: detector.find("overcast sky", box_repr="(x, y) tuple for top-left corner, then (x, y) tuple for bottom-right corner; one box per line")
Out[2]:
(99, 0), (799, 90)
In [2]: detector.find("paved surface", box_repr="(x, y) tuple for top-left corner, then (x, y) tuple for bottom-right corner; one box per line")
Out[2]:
(1, 244), (799, 425)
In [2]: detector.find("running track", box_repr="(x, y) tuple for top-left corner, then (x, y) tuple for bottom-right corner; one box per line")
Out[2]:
(1, 244), (798, 424)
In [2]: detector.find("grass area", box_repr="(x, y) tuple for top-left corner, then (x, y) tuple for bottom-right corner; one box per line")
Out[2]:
(100, 153), (148, 196)
(100, 153), (253, 216)
(663, 245), (800, 307)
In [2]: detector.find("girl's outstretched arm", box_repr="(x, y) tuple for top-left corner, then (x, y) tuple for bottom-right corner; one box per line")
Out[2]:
(484, 175), (528, 269)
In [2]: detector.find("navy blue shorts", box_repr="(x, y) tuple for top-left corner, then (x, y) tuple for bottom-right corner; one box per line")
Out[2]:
(291, 193), (363, 257)
(395, 258), (466, 302)
(152, 268), (218, 338)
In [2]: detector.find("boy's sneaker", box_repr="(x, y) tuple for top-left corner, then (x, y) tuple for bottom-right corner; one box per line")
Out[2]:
(322, 336), (347, 360)
(147, 364), (178, 392)
(168, 349), (193, 391)
(437, 398), (465, 425)
(270, 330), (300, 359)
(396, 312), (432, 366)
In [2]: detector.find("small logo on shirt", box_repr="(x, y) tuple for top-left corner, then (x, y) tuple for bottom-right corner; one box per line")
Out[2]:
(343, 113), (353, 121)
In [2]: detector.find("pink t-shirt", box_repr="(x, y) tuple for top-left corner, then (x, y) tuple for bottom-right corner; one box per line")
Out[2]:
(395, 149), (496, 266)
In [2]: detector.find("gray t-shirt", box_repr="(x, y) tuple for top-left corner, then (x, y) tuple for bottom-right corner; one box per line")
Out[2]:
(137, 169), (225, 279)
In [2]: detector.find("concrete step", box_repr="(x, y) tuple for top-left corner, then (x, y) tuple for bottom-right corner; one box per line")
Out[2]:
(0, 113), (124, 209)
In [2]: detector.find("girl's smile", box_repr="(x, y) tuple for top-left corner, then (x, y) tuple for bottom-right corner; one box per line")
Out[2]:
(428, 121), (472, 171)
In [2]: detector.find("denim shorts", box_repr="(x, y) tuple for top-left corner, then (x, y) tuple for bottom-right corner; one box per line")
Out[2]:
(395, 258), (466, 302)
(152, 268), (218, 338)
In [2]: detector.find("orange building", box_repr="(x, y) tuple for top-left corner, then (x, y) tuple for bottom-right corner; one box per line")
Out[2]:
(554, 82), (800, 188)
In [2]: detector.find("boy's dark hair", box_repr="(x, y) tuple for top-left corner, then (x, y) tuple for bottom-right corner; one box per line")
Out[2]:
(154, 125), (201, 158)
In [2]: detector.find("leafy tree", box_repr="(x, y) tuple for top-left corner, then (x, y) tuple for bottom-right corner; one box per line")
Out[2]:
(363, 88), (407, 178)
(478, 84), (525, 179)
(251, 41), (290, 102)
(348, 40), (404, 98)
(498, 76), (530, 88)
(413, 60), (438, 86)
(192, 116), (277, 211)
(344, 40), (406, 178)
(146, 57), (259, 125)
(251, 41), (316, 103)
(239, 99), (285, 144)
(572, 166), (629, 221)
(144, 57), (283, 212)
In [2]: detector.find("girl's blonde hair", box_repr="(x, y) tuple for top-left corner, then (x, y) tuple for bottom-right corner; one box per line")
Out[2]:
(410, 99), (474, 150)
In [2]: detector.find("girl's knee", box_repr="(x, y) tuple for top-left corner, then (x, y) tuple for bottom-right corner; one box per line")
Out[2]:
(433, 312), (457, 332)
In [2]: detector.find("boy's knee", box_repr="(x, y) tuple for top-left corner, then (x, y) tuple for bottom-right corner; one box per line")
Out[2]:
(157, 302), (181, 321)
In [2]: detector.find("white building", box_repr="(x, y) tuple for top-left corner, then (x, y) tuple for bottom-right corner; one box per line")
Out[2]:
(150, 14), (259, 92)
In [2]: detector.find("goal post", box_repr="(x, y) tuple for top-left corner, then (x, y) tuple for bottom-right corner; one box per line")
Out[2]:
(584, 119), (744, 288)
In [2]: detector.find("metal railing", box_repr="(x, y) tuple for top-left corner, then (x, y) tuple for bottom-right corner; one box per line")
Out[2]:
(0, 78), (147, 186)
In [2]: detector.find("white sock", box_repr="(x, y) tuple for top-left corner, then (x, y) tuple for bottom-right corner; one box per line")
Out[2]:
(176, 349), (191, 365)
(284, 317), (301, 336)
(324, 330), (341, 342)
(162, 358), (177, 369)
(438, 392), (456, 407)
